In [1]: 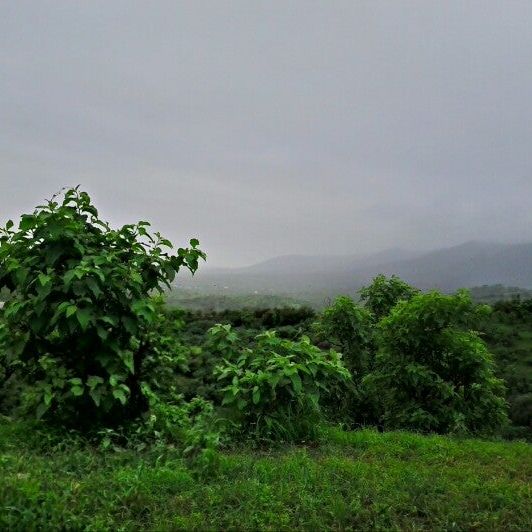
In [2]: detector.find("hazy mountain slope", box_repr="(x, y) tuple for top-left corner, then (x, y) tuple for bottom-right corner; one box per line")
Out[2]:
(352, 242), (532, 291)
(178, 242), (532, 297)
(217, 247), (422, 276)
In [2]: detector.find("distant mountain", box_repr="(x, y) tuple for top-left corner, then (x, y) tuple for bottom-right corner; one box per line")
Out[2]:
(207, 247), (421, 276)
(223, 253), (363, 275)
(177, 241), (532, 303)
(357, 241), (532, 291)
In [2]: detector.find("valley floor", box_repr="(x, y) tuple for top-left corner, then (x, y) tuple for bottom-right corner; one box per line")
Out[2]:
(1, 420), (531, 531)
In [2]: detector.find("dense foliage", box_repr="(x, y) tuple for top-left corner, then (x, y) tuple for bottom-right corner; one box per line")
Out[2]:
(367, 291), (508, 433)
(318, 296), (373, 377)
(0, 188), (205, 427)
(478, 298), (532, 437)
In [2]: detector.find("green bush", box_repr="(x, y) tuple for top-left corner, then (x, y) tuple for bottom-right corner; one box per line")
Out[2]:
(366, 291), (508, 434)
(319, 296), (373, 377)
(214, 327), (350, 441)
(0, 187), (205, 428)
(359, 274), (418, 320)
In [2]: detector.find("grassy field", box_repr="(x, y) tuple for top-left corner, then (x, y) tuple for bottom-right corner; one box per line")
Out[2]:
(1, 419), (530, 531)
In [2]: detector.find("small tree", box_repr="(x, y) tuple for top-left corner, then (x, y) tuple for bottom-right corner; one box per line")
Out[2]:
(366, 290), (508, 434)
(359, 274), (418, 320)
(0, 187), (205, 427)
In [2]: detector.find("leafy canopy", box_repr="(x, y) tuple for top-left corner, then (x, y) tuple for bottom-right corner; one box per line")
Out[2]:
(0, 187), (205, 426)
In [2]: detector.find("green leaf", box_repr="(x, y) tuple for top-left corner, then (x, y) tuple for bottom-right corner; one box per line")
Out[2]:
(89, 388), (102, 407)
(252, 387), (261, 405)
(36, 282), (52, 299)
(63, 270), (77, 286)
(71, 385), (84, 396)
(121, 350), (134, 374)
(221, 395), (235, 406)
(86, 278), (102, 298)
(290, 373), (303, 394)
(36, 402), (50, 420)
(96, 326), (109, 341)
(44, 390), (53, 406)
(121, 317), (137, 335)
(38, 273), (51, 286)
(66, 305), (77, 318)
(87, 376), (104, 388)
(19, 215), (35, 231)
(190, 238), (199, 247)
(130, 271), (143, 284)
(76, 308), (92, 330)
(112, 389), (127, 405)
(100, 316), (118, 326)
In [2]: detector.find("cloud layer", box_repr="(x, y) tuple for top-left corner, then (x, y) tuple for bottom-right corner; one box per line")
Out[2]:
(2, 1), (531, 266)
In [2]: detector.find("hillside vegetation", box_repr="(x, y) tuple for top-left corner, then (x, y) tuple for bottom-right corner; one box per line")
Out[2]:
(1, 189), (530, 530)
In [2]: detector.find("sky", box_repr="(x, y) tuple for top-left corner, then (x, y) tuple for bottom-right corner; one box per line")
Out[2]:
(1, 1), (532, 268)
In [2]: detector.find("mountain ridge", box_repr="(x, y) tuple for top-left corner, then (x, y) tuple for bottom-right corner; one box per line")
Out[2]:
(178, 241), (532, 297)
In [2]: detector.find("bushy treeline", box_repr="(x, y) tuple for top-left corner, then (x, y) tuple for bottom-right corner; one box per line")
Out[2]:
(0, 189), (517, 467)
(174, 292), (529, 439)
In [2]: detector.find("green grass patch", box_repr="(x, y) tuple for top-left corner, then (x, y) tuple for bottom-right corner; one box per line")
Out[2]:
(1, 419), (531, 531)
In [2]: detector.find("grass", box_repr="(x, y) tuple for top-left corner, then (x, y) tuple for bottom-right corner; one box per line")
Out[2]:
(1, 420), (531, 531)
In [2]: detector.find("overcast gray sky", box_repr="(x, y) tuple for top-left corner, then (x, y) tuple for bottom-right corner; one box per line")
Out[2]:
(1, 1), (532, 267)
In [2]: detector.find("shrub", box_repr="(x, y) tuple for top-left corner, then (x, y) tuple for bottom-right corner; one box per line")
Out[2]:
(0, 187), (205, 427)
(214, 326), (350, 441)
(319, 296), (373, 377)
(366, 291), (508, 434)
(359, 274), (418, 320)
